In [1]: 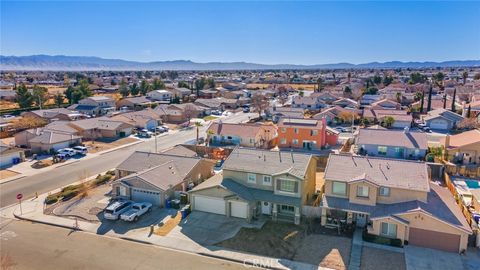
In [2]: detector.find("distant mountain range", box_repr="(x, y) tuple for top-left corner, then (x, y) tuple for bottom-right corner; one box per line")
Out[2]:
(1, 55), (479, 71)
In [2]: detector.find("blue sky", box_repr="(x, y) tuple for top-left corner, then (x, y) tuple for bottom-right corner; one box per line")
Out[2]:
(1, 1), (479, 64)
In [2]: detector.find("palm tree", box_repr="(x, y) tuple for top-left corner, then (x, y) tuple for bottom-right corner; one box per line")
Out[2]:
(194, 121), (203, 145)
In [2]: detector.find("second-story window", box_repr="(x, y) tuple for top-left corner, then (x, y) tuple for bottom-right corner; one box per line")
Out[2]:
(281, 127), (286, 133)
(311, 130), (318, 136)
(294, 128), (299, 134)
(263, 176), (272, 186)
(278, 179), (296, 193)
(357, 186), (369, 198)
(247, 173), (256, 184)
(332, 182), (346, 196)
(379, 187), (390, 196)
(280, 138), (287, 145)
(292, 139), (299, 145)
(377, 146), (387, 156)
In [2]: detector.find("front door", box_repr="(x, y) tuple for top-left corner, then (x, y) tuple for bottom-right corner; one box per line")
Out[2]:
(261, 201), (272, 215)
(303, 141), (312, 150)
(355, 213), (367, 227)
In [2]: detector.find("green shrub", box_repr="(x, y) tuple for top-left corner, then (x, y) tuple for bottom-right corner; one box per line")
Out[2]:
(45, 194), (59, 204)
(93, 174), (112, 186)
(106, 170), (115, 176)
(362, 230), (403, 247)
(61, 189), (79, 201)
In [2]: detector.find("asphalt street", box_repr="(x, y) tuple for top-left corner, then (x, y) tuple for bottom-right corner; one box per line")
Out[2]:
(0, 219), (253, 270)
(0, 112), (256, 207)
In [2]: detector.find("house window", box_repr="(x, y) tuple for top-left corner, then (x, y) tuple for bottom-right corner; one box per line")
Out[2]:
(294, 128), (299, 134)
(278, 179), (296, 193)
(379, 187), (390, 196)
(281, 127), (286, 133)
(292, 139), (299, 145)
(311, 130), (318, 136)
(356, 186), (369, 198)
(380, 222), (397, 238)
(247, 173), (256, 184)
(332, 182), (347, 195)
(280, 205), (295, 213)
(377, 146), (387, 156)
(280, 138), (287, 145)
(263, 176), (272, 186)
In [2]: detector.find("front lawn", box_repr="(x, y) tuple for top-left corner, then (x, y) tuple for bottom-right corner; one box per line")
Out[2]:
(217, 221), (351, 270)
(203, 115), (219, 121)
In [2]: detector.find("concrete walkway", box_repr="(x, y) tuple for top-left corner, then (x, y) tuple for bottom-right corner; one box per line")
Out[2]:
(348, 229), (362, 270)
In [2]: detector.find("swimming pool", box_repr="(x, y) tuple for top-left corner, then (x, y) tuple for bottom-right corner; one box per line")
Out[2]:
(465, 180), (480, 189)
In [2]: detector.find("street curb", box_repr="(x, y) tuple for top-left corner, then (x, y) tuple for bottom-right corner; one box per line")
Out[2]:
(99, 140), (143, 155)
(13, 212), (83, 232)
(0, 175), (26, 185)
(119, 237), (153, 245)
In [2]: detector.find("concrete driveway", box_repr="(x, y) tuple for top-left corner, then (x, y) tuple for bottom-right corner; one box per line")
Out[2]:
(168, 212), (265, 246)
(405, 246), (463, 270)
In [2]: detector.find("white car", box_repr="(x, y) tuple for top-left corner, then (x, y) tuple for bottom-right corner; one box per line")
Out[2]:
(104, 200), (133, 220)
(58, 148), (76, 157)
(120, 202), (152, 222)
(72, 146), (88, 155)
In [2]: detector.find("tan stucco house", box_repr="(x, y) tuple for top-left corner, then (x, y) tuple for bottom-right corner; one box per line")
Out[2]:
(320, 154), (472, 253)
(189, 148), (317, 225)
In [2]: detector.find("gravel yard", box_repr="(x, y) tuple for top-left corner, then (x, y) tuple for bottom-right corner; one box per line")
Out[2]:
(361, 247), (406, 270)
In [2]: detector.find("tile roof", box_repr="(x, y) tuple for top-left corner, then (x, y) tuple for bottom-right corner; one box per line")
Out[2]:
(324, 154), (430, 192)
(445, 129), (480, 148)
(207, 122), (275, 138)
(356, 128), (427, 149)
(321, 183), (471, 233)
(278, 118), (323, 129)
(162, 145), (198, 157)
(116, 151), (201, 174)
(424, 108), (464, 122)
(223, 147), (313, 180)
(29, 130), (81, 144)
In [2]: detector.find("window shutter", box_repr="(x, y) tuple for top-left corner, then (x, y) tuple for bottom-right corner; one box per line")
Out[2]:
(294, 182), (299, 193)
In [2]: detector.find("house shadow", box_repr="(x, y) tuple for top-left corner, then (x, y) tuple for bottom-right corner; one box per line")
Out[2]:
(95, 207), (176, 235)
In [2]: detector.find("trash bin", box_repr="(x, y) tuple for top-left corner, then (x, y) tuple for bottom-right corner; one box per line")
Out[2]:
(165, 199), (171, 209)
(180, 193), (188, 205)
(181, 209), (187, 219)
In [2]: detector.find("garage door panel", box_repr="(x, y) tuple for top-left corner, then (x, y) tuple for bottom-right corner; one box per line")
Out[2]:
(409, 227), (460, 253)
(194, 196), (226, 215)
(230, 201), (248, 219)
(132, 189), (161, 206)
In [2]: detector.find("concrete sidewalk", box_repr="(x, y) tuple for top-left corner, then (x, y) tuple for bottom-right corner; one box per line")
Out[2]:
(1, 189), (329, 270)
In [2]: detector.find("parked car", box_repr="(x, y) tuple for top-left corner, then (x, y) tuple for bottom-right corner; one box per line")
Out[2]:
(197, 137), (205, 144)
(242, 106), (250, 113)
(120, 202), (152, 222)
(155, 126), (167, 133)
(138, 129), (153, 138)
(211, 110), (222, 116)
(72, 146), (88, 155)
(2, 114), (15, 120)
(334, 127), (346, 133)
(104, 200), (133, 220)
(57, 148), (76, 157)
(422, 126), (432, 133)
(161, 125), (169, 131)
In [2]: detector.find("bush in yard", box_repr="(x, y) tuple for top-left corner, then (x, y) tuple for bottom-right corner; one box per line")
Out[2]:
(45, 194), (59, 204)
(93, 174), (112, 186)
(362, 230), (403, 247)
(61, 189), (79, 201)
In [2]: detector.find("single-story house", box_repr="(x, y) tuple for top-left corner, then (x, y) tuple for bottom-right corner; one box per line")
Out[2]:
(0, 141), (25, 168)
(116, 96), (155, 111)
(423, 109), (465, 131)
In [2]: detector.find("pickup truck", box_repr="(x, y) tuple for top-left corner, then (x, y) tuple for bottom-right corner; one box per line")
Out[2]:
(120, 202), (152, 222)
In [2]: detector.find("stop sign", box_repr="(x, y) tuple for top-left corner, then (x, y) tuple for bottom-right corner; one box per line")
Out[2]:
(16, 193), (23, 200)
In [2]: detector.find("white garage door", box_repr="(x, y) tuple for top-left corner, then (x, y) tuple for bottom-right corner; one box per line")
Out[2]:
(230, 201), (248, 219)
(429, 119), (448, 130)
(53, 141), (71, 151)
(194, 196), (226, 215)
(131, 189), (161, 206)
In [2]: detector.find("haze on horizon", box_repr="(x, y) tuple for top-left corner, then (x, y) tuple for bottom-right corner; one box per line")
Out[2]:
(1, 1), (480, 65)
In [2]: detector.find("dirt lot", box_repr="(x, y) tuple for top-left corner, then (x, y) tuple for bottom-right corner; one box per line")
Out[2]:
(361, 247), (406, 270)
(83, 137), (139, 153)
(0, 169), (19, 180)
(217, 222), (351, 270)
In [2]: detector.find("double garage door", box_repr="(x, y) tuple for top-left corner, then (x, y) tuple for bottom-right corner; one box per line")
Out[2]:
(193, 195), (248, 219)
(131, 189), (162, 206)
(409, 227), (460, 253)
(429, 119), (449, 130)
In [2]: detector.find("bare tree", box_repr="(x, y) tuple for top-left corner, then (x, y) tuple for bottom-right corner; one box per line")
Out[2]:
(183, 104), (197, 123)
(251, 92), (268, 118)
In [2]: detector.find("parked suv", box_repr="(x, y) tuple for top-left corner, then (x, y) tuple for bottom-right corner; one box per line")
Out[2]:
(72, 146), (88, 155)
(103, 200), (133, 220)
(57, 148), (76, 157)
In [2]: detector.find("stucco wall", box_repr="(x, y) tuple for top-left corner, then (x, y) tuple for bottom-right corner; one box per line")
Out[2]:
(348, 181), (378, 206)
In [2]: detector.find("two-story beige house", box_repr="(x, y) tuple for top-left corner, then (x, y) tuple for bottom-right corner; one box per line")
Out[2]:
(321, 154), (472, 253)
(189, 148), (317, 224)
